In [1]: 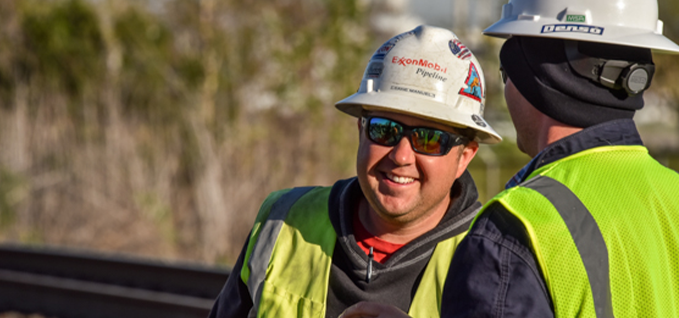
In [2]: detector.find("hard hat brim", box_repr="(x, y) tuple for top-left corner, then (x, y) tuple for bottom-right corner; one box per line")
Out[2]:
(484, 20), (679, 54)
(335, 91), (502, 144)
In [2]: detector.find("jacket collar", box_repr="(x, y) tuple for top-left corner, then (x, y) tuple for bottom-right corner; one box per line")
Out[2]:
(506, 118), (643, 189)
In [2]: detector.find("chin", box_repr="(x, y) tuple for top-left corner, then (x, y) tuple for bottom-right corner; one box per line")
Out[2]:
(375, 199), (414, 218)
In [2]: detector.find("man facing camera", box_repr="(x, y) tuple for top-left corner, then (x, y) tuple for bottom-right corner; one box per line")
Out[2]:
(208, 25), (501, 318)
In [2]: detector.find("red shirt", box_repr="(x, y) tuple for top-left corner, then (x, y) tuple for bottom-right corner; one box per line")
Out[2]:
(353, 210), (405, 263)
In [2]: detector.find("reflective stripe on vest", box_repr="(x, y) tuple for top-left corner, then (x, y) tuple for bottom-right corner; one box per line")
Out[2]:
(242, 186), (473, 317)
(246, 186), (316, 317)
(522, 176), (613, 318)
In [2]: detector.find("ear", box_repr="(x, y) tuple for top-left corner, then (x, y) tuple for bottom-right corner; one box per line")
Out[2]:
(455, 141), (479, 179)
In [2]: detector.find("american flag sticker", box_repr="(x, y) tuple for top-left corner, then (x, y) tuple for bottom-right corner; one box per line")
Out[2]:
(449, 39), (471, 60)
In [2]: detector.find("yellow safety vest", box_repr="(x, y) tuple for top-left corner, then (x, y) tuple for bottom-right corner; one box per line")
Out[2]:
(241, 186), (469, 318)
(477, 146), (679, 317)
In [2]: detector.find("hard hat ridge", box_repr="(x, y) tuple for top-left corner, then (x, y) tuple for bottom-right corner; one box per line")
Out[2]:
(335, 25), (502, 144)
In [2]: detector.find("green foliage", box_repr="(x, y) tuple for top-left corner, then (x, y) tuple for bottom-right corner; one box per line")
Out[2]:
(20, 0), (104, 96)
(177, 57), (205, 90)
(114, 5), (189, 125)
(0, 1), (16, 108)
(659, 0), (679, 40)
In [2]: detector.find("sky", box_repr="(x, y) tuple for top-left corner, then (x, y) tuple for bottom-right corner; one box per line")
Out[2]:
(369, 0), (505, 48)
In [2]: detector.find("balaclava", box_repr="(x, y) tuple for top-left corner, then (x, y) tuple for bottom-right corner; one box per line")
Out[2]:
(499, 36), (653, 127)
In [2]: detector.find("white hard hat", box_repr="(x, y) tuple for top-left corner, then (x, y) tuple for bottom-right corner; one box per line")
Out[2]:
(483, 0), (679, 54)
(335, 25), (502, 144)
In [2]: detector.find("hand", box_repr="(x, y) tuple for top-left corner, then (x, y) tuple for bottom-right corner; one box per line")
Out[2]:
(339, 301), (412, 318)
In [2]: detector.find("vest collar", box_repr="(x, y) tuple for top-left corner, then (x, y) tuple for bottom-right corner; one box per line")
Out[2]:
(506, 118), (643, 189)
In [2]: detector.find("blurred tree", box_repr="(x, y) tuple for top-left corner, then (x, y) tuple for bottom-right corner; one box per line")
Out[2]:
(114, 4), (186, 125)
(20, 0), (104, 99)
(0, 1), (19, 108)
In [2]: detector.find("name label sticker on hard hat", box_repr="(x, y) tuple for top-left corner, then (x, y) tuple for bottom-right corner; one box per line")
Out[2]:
(449, 39), (471, 60)
(566, 15), (586, 23)
(459, 63), (483, 102)
(390, 85), (436, 99)
(541, 24), (604, 35)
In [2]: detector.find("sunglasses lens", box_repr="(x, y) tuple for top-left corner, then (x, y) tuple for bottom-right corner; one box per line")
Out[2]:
(368, 117), (402, 146)
(411, 128), (448, 155)
(365, 116), (463, 156)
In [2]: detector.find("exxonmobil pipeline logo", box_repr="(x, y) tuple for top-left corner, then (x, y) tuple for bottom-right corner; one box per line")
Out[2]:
(391, 56), (447, 73)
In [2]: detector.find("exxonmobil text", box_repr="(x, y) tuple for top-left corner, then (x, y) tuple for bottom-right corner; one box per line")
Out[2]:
(392, 56), (447, 73)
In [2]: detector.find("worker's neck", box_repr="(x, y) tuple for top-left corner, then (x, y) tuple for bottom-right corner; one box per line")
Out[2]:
(531, 116), (583, 158)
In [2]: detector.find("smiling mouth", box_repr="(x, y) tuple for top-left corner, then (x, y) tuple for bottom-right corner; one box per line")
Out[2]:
(385, 172), (415, 184)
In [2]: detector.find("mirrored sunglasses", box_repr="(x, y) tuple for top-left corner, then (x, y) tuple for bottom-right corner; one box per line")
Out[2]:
(362, 116), (468, 156)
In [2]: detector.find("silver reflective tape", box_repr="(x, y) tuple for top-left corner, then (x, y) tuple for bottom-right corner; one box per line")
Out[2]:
(246, 186), (315, 317)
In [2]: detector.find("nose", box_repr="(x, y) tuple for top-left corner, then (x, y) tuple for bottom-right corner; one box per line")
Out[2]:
(388, 136), (416, 166)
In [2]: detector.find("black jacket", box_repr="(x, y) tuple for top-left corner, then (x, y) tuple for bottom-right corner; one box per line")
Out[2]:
(209, 171), (482, 318)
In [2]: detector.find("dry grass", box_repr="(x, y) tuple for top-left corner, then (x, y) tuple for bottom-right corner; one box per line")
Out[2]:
(0, 85), (359, 265)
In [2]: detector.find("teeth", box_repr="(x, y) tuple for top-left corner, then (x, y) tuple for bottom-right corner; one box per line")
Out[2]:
(387, 173), (415, 184)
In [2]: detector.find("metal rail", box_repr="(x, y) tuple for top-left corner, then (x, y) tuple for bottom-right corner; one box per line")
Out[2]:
(0, 244), (230, 318)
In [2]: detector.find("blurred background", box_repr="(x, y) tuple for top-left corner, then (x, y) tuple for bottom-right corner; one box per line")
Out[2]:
(0, 0), (677, 268)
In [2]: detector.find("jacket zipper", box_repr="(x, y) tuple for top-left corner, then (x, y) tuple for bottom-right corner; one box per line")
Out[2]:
(366, 246), (373, 283)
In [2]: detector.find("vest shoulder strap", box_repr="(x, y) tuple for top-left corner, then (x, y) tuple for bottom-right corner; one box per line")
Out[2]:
(521, 175), (613, 318)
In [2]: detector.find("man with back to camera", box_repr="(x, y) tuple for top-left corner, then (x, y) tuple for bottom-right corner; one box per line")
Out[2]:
(207, 25), (502, 318)
(341, 0), (679, 317)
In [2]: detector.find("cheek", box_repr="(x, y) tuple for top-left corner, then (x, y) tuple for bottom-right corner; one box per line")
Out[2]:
(356, 136), (371, 160)
(419, 156), (451, 180)
(419, 153), (464, 186)
(356, 138), (381, 173)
